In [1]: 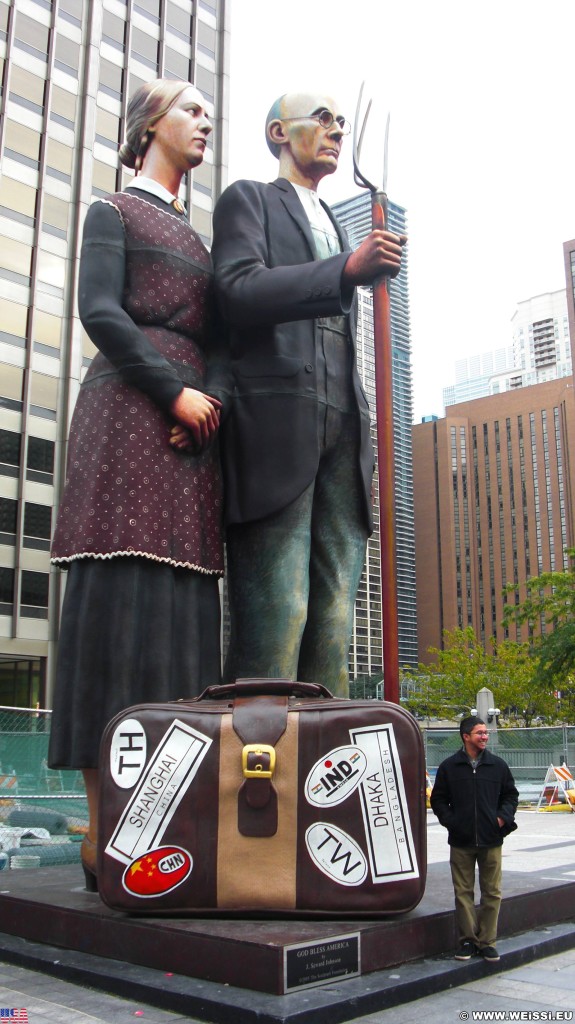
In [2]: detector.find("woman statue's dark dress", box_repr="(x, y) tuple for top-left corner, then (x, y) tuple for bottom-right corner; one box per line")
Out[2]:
(49, 187), (224, 770)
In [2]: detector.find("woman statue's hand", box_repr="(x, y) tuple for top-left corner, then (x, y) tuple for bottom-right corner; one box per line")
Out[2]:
(169, 388), (221, 452)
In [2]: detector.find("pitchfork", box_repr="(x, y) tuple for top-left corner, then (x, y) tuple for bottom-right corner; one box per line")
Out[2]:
(353, 83), (399, 705)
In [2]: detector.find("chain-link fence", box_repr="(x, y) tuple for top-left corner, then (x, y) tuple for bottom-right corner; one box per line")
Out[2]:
(424, 725), (575, 802)
(1, 705), (573, 872)
(0, 706), (86, 871)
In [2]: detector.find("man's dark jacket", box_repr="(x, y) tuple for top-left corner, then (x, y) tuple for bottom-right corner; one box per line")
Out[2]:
(210, 177), (374, 528)
(430, 748), (518, 848)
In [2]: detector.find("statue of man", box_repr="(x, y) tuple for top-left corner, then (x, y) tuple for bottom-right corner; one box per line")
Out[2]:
(211, 91), (405, 695)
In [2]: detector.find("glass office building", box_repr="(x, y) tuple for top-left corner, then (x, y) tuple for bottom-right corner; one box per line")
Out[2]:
(0, 0), (229, 707)
(332, 192), (418, 677)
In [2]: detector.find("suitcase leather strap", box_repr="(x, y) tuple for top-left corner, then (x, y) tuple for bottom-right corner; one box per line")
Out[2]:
(232, 695), (288, 837)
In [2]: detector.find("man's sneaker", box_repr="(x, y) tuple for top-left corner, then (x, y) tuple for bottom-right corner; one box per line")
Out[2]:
(480, 945), (500, 962)
(454, 941), (477, 960)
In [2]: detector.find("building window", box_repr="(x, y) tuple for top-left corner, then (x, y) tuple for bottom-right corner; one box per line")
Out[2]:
(20, 570), (49, 618)
(14, 12), (50, 63)
(59, 0), (84, 28)
(0, 299), (28, 350)
(0, 367), (24, 412)
(0, 431), (21, 477)
(0, 497), (18, 541)
(102, 10), (126, 51)
(46, 138), (73, 182)
(134, 0), (161, 23)
(23, 502), (52, 550)
(195, 65), (214, 104)
(99, 58), (124, 100)
(27, 437), (54, 484)
(131, 27), (159, 71)
(197, 22), (216, 59)
(54, 35), (80, 77)
(4, 120), (42, 168)
(92, 160), (118, 198)
(33, 309), (61, 351)
(9, 65), (46, 114)
(50, 85), (77, 130)
(0, 568), (15, 614)
(0, 238), (32, 287)
(36, 250), (66, 297)
(30, 372), (58, 419)
(0, 658), (44, 709)
(0, 178), (37, 227)
(164, 47), (190, 81)
(166, 2), (193, 42)
(96, 107), (121, 150)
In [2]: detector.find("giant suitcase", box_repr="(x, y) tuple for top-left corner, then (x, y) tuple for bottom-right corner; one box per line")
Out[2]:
(97, 679), (427, 915)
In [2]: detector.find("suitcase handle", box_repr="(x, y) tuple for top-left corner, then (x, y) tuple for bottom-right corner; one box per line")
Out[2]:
(198, 678), (335, 700)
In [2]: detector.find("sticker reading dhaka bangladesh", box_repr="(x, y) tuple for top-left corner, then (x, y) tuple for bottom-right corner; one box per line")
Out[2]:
(349, 723), (419, 883)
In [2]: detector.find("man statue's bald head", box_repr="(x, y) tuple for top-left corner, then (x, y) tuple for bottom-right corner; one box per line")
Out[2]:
(265, 94), (286, 158)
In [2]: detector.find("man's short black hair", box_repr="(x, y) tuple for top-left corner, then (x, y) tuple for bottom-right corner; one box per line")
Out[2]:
(460, 715), (485, 740)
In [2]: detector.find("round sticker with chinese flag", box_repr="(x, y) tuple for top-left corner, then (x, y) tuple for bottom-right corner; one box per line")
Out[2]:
(122, 846), (192, 898)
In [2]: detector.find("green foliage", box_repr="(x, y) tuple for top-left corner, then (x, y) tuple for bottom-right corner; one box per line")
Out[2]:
(502, 547), (575, 700)
(401, 626), (557, 727)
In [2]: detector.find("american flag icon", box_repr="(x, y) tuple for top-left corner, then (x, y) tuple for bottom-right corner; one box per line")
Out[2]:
(0, 1011), (29, 1022)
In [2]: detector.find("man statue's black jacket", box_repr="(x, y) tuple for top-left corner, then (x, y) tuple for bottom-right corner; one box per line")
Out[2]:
(211, 177), (374, 529)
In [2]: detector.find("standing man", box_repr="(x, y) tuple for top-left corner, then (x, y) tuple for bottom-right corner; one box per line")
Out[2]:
(211, 91), (405, 694)
(431, 716), (518, 963)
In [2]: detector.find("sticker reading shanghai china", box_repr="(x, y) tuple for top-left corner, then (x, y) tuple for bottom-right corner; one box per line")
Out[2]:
(106, 719), (212, 866)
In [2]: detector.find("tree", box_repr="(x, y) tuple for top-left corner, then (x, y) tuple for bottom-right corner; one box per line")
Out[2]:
(402, 626), (554, 727)
(502, 547), (575, 695)
(487, 638), (556, 727)
(402, 627), (493, 721)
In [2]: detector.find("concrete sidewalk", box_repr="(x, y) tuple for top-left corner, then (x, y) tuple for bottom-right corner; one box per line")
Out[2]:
(0, 807), (573, 1023)
(1, 945), (575, 1023)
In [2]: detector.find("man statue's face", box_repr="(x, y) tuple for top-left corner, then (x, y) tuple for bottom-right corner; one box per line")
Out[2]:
(273, 92), (347, 187)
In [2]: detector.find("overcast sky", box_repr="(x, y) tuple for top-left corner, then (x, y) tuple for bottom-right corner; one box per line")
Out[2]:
(225, 0), (575, 421)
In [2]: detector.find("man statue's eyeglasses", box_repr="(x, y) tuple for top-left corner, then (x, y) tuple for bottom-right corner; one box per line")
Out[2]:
(281, 110), (351, 135)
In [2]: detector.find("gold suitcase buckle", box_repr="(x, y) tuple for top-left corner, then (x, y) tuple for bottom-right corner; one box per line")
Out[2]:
(242, 744), (276, 779)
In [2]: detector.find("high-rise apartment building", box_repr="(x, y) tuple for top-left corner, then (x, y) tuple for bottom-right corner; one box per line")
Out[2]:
(0, 0), (229, 708)
(442, 346), (516, 408)
(443, 290), (571, 409)
(416, 244), (575, 662)
(510, 290), (571, 388)
(564, 240), (575, 369)
(332, 192), (417, 675)
(413, 377), (575, 660)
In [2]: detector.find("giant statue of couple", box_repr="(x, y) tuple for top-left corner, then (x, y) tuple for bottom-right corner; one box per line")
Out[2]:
(48, 80), (405, 890)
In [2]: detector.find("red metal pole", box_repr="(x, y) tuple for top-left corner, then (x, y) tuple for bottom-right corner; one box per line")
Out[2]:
(371, 190), (399, 704)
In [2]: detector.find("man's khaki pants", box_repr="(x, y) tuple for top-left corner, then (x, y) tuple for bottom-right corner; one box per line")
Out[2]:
(449, 845), (502, 948)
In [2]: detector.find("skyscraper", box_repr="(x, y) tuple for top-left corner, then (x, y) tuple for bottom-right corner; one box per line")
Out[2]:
(563, 239), (575, 370)
(0, 0), (229, 708)
(414, 242), (575, 662)
(443, 290), (571, 409)
(413, 377), (575, 660)
(332, 192), (417, 675)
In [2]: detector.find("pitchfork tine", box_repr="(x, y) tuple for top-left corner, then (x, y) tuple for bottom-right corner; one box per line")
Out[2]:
(353, 82), (377, 192)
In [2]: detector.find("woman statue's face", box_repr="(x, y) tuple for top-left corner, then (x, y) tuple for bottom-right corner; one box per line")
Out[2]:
(149, 85), (212, 170)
